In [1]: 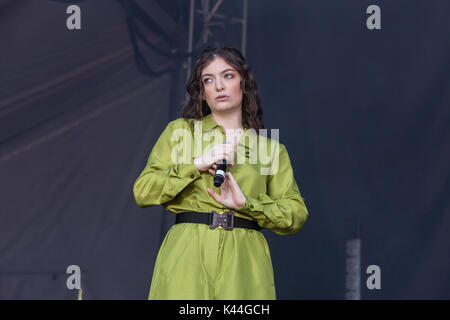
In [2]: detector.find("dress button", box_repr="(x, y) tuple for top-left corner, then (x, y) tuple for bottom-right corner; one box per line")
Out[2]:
(250, 204), (254, 209)
(190, 174), (195, 179)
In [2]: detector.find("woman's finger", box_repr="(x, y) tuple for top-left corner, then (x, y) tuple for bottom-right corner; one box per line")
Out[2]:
(212, 154), (227, 165)
(227, 172), (242, 194)
(207, 188), (221, 203)
(226, 172), (246, 207)
(226, 171), (237, 184)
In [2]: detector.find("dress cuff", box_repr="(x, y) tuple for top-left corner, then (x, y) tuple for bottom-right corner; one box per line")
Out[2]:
(174, 163), (201, 180)
(239, 195), (265, 216)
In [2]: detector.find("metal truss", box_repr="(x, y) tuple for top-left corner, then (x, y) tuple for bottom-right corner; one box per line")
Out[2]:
(186, 0), (249, 82)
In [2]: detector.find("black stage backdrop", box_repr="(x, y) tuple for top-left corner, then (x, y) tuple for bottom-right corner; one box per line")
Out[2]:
(0, 0), (449, 299)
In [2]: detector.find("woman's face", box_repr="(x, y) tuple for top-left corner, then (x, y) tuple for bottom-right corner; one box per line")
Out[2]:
(201, 57), (243, 114)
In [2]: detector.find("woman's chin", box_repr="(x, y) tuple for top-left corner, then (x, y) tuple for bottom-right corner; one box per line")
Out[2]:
(211, 103), (239, 113)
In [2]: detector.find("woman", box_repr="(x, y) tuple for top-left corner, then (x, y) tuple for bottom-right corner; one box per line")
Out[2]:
(133, 46), (308, 300)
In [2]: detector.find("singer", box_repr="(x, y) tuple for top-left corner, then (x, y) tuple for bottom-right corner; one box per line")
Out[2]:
(133, 46), (308, 299)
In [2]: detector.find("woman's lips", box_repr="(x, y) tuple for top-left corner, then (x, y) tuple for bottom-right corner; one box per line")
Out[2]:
(215, 95), (229, 101)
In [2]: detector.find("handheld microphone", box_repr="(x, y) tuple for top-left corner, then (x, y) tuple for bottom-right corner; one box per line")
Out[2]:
(214, 159), (227, 187)
(213, 141), (230, 187)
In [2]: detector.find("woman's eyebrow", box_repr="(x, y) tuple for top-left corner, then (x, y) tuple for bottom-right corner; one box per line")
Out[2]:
(201, 68), (236, 78)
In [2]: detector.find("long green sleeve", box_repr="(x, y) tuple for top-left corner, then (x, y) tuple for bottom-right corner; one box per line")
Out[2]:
(133, 120), (201, 208)
(237, 144), (309, 235)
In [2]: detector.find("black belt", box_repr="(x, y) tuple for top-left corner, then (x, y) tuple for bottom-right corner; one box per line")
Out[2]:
(175, 211), (263, 232)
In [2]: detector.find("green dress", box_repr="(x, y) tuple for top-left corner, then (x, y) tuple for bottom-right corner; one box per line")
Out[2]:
(133, 113), (308, 299)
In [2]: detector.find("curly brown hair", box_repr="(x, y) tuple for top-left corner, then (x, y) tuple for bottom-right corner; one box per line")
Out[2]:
(180, 46), (264, 130)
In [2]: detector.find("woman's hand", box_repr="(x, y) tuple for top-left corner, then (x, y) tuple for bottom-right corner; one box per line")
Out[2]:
(194, 142), (235, 172)
(206, 165), (246, 210)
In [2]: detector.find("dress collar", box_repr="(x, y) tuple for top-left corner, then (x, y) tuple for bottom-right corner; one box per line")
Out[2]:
(199, 113), (258, 151)
(201, 113), (219, 132)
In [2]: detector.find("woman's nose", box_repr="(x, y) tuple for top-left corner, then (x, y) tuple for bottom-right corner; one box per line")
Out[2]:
(215, 79), (224, 91)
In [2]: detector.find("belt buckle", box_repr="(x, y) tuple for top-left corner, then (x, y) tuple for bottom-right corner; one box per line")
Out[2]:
(209, 211), (234, 230)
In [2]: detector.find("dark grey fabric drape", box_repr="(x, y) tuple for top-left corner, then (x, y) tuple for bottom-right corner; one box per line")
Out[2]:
(0, 0), (173, 299)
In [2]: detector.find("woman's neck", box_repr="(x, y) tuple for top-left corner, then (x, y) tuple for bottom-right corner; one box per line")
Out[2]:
(211, 108), (243, 130)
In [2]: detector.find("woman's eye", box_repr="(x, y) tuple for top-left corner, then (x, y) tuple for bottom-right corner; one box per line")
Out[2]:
(203, 74), (233, 84)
